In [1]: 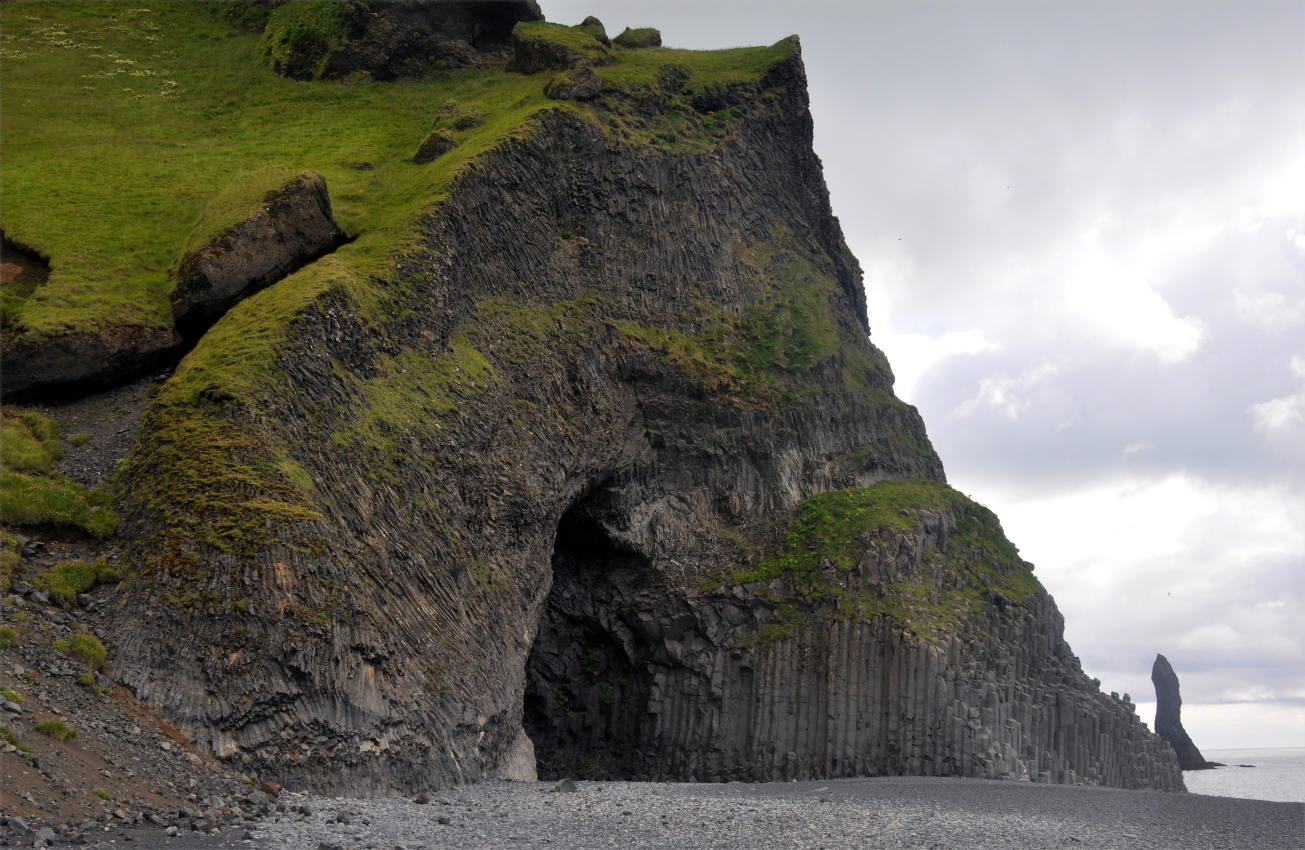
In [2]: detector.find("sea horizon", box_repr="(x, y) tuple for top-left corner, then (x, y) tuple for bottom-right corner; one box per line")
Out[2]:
(1183, 746), (1305, 804)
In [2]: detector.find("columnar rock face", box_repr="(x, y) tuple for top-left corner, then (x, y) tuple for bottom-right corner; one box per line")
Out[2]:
(1152, 654), (1211, 770)
(104, 37), (1183, 795)
(526, 505), (1180, 789)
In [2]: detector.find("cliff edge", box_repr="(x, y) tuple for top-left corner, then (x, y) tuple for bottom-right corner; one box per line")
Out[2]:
(0, 2), (1182, 798)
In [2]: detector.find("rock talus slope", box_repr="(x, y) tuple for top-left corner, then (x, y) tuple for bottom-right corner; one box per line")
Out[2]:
(86, 30), (1183, 794)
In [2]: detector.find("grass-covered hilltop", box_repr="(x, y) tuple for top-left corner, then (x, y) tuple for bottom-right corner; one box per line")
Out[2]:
(1, 0), (1182, 807)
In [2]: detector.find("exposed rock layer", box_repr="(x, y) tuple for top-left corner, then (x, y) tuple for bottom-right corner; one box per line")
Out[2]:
(170, 172), (348, 340)
(105, 46), (1182, 795)
(1152, 653), (1211, 770)
(0, 324), (182, 403)
(527, 507), (1180, 789)
(265, 0), (544, 81)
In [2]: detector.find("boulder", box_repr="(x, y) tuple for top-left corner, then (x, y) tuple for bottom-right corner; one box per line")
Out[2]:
(0, 324), (182, 402)
(544, 67), (602, 101)
(613, 27), (662, 49)
(578, 15), (610, 47)
(414, 130), (459, 164)
(507, 21), (610, 73)
(170, 172), (348, 339)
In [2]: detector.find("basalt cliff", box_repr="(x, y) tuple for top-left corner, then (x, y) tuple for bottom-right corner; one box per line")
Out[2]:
(0, 1), (1182, 802)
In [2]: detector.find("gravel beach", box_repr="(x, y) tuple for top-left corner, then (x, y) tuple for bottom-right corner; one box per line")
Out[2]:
(68, 776), (1302, 850)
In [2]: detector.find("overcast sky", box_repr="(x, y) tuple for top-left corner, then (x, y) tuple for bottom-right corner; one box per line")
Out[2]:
(546, 0), (1305, 751)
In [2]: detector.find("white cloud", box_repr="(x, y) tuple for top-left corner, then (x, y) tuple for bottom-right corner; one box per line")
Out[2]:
(872, 327), (997, 404)
(956, 362), (1059, 419)
(1289, 228), (1305, 255)
(1249, 355), (1305, 433)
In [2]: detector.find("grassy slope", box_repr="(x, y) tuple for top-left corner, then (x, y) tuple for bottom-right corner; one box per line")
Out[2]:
(3, 3), (820, 559)
(5, 5), (942, 607)
(0, 2), (555, 340)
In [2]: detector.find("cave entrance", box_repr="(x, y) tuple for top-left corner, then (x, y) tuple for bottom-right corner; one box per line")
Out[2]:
(523, 489), (655, 780)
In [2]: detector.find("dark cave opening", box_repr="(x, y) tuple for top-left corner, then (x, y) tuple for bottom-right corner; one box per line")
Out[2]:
(523, 492), (656, 780)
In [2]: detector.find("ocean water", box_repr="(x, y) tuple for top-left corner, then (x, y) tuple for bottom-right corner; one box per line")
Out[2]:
(1182, 747), (1305, 803)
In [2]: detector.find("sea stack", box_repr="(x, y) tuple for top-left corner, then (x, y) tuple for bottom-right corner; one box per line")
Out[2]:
(1151, 654), (1212, 770)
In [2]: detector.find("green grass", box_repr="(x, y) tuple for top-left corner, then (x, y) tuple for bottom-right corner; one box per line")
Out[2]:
(0, 2), (560, 346)
(726, 480), (1042, 643)
(0, 468), (118, 537)
(0, 627), (15, 649)
(1, 408), (63, 473)
(0, 685), (21, 704)
(0, 410), (115, 537)
(33, 719), (77, 741)
(52, 630), (106, 670)
(33, 557), (123, 606)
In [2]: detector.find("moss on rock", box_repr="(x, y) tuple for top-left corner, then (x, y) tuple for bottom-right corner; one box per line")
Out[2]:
(613, 27), (662, 49)
(508, 21), (611, 73)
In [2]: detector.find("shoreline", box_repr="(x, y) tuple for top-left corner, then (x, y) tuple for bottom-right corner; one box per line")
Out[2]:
(26, 775), (1300, 850)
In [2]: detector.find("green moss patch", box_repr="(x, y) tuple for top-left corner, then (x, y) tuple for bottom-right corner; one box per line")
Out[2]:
(33, 557), (123, 607)
(117, 398), (325, 560)
(612, 27), (661, 49)
(260, 1), (354, 80)
(1, 408), (63, 473)
(729, 480), (1041, 643)
(1, 410), (116, 537)
(34, 719), (77, 741)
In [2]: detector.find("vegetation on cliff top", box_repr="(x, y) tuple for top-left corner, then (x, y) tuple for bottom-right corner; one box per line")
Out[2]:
(0, 2), (863, 565)
(727, 480), (1042, 644)
(0, 2), (796, 346)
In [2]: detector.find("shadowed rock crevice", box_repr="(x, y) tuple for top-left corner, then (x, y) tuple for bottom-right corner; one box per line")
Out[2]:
(525, 486), (659, 780)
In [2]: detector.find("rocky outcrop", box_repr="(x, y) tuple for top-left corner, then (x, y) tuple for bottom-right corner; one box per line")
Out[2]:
(508, 21), (611, 73)
(527, 505), (1181, 789)
(544, 67), (602, 101)
(2, 235), (181, 401)
(0, 324), (182, 403)
(262, 0), (543, 81)
(105, 40), (1182, 796)
(1152, 654), (1212, 770)
(170, 172), (348, 340)
(613, 27), (662, 49)
(413, 130), (459, 164)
